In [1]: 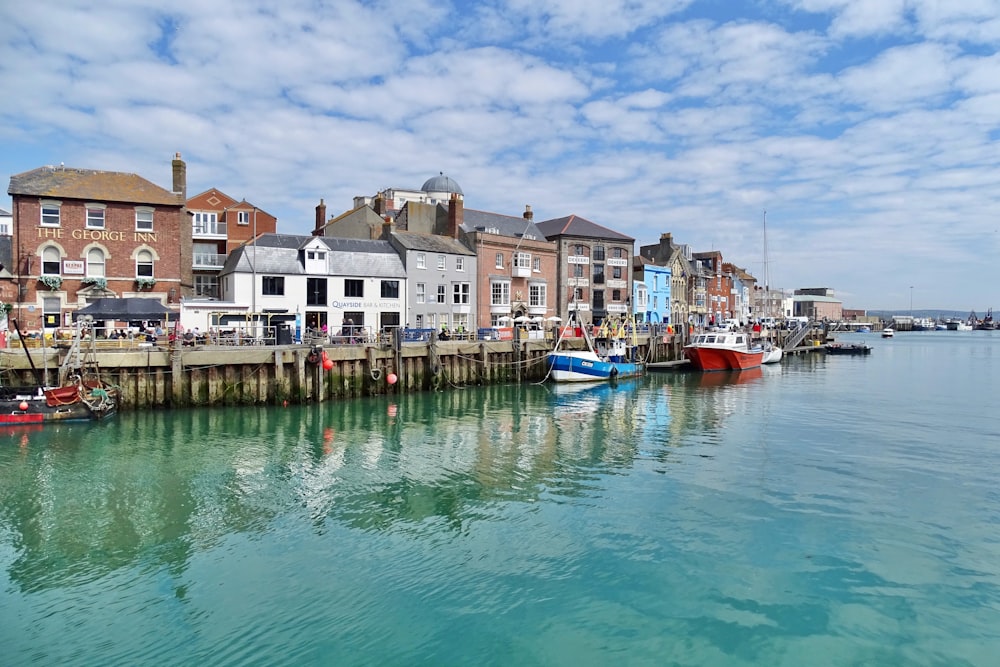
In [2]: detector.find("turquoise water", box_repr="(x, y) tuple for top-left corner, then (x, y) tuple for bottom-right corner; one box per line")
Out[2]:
(1, 331), (999, 666)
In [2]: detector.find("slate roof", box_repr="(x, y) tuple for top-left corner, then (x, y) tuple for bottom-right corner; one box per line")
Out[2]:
(8, 166), (182, 206)
(390, 231), (475, 256)
(0, 207), (10, 216)
(462, 209), (546, 240)
(221, 233), (405, 278)
(534, 214), (634, 242)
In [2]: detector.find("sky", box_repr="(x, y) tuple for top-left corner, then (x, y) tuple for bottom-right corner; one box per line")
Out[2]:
(2, 0), (999, 311)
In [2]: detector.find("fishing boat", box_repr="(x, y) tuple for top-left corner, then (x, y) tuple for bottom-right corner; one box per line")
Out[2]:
(548, 318), (644, 383)
(881, 327), (895, 338)
(684, 331), (764, 371)
(0, 317), (119, 425)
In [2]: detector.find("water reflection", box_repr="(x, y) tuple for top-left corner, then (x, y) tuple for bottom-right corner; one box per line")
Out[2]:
(0, 375), (765, 593)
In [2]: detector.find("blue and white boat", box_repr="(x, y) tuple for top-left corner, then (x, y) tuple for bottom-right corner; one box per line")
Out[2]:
(548, 321), (644, 383)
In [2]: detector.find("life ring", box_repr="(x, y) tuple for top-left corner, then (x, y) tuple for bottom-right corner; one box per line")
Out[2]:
(307, 352), (319, 364)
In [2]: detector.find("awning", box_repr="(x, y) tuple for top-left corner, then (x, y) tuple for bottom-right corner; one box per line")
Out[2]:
(72, 298), (178, 322)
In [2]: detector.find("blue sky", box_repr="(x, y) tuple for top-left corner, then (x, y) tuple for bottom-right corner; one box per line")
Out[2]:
(2, 0), (999, 311)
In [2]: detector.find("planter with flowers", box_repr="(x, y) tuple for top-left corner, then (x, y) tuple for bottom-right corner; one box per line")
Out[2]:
(39, 275), (63, 290)
(135, 277), (156, 290)
(81, 277), (108, 291)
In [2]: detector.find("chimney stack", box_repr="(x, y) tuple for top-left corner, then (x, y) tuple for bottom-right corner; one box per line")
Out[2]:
(447, 194), (464, 240)
(313, 198), (327, 236)
(171, 152), (186, 199)
(373, 195), (385, 216)
(381, 216), (393, 240)
(523, 205), (533, 221)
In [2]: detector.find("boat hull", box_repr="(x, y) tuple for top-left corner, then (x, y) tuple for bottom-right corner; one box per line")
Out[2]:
(548, 351), (643, 383)
(685, 346), (764, 372)
(0, 385), (119, 425)
(825, 343), (873, 356)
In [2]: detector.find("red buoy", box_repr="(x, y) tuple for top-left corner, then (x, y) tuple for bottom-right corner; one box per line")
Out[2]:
(18, 401), (28, 411)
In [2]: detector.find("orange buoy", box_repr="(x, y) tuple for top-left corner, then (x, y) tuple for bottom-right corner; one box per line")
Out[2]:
(18, 401), (28, 411)
(387, 373), (398, 384)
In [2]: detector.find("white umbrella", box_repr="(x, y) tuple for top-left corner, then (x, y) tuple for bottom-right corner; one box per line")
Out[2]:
(545, 316), (562, 322)
(513, 316), (529, 324)
(530, 316), (544, 323)
(497, 316), (512, 323)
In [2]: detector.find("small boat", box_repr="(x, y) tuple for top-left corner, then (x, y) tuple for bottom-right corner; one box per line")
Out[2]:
(824, 342), (873, 356)
(684, 331), (764, 371)
(945, 319), (972, 331)
(1, 317), (119, 425)
(856, 326), (871, 333)
(881, 327), (895, 338)
(548, 319), (644, 383)
(761, 340), (783, 364)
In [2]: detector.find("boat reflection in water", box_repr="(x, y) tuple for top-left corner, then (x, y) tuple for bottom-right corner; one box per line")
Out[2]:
(689, 366), (764, 387)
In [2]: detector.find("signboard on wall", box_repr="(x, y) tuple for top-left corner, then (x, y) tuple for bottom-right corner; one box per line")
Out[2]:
(63, 260), (85, 275)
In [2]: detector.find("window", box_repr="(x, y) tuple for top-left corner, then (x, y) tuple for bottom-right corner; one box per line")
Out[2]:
(135, 208), (154, 231)
(593, 289), (605, 310)
(533, 257), (540, 272)
(573, 264), (584, 278)
(193, 211), (218, 233)
(574, 244), (585, 256)
(262, 276), (284, 296)
(574, 287), (584, 301)
(453, 283), (470, 304)
(437, 285), (446, 303)
(307, 278), (327, 306)
(612, 247), (625, 259)
(194, 275), (219, 299)
(86, 205), (106, 229)
(416, 253), (426, 269)
(456, 257), (465, 272)
(593, 264), (605, 284)
(87, 248), (105, 277)
(306, 250), (326, 261)
(42, 246), (61, 275)
(41, 201), (61, 226)
(529, 283), (546, 307)
(238, 211), (249, 225)
(344, 279), (364, 297)
(593, 245), (605, 261)
(612, 266), (623, 280)
(415, 314), (424, 328)
(437, 255), (446, 270)
(491, 280), (511, 307)
(495, 252), (504, 269)
(612, 289), (622, 302)
(381, 280), (399, 299)
(136, 250), (154, 278)
(416, 283), (426, 304)
(514, 252), (531, 270)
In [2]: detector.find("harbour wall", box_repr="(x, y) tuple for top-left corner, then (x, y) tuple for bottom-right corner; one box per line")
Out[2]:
(0, 333), (691, 409)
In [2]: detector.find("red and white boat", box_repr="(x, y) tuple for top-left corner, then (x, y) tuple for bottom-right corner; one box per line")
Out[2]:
(684, 331), (764, 371)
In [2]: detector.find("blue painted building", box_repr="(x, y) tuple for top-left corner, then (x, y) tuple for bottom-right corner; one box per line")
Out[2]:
(633, 257), (671, 324)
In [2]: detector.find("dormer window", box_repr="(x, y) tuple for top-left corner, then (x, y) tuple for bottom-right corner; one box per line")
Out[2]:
(307, 250), (325, 261)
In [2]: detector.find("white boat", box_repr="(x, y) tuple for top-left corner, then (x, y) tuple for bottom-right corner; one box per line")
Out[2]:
(945, 318), (972, 331)
(761, 340), (783, 364)
(881, 327), (895, 338)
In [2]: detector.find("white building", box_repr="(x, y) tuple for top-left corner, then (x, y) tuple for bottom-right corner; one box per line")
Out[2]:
(218, 233), (406, 341)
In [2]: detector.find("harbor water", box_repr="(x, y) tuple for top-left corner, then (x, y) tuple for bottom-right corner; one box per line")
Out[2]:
(1, 331), (998, 666)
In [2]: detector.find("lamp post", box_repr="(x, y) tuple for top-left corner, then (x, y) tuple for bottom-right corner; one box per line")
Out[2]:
(251, 207), (257, 330)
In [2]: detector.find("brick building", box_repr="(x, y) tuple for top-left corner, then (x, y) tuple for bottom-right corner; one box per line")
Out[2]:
(6, 155), (190, 331)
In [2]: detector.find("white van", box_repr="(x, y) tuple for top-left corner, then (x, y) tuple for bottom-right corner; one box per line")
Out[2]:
(786, 316), (809, 329)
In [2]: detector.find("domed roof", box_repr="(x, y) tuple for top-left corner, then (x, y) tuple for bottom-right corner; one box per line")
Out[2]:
(421, 172), (463, 196)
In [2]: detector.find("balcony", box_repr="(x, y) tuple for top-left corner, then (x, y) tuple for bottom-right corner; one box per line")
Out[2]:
(512, 265), (531, 278)
(193, 221), (227, 238)
(193, 252), (227, 270)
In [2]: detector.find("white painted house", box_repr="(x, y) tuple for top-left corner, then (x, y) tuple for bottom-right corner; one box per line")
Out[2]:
(218, 233), (406, 340)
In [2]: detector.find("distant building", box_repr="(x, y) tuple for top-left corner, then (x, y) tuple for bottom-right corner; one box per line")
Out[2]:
(793, 288), (842, 320)
(0, 207), (11, 236)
